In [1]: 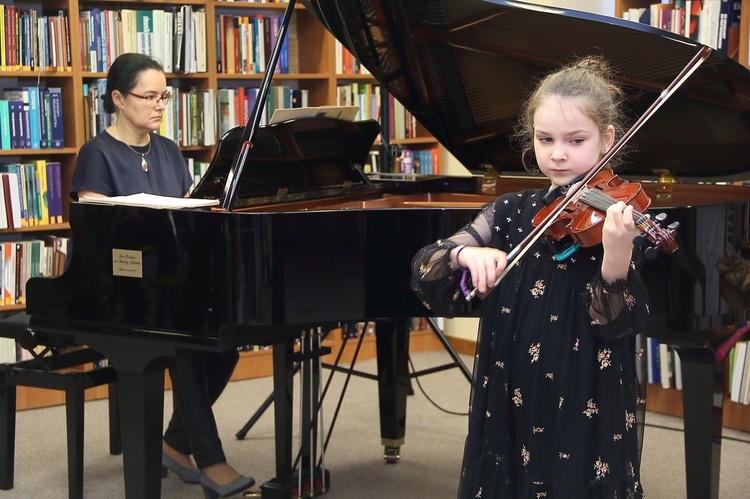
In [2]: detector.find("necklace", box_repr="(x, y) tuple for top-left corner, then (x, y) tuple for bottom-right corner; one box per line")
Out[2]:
(122, 140), (152, 172)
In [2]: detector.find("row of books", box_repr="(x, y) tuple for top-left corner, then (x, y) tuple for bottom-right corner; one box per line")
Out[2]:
(646, 338), (684, 389)
(399, 148), (441, 175)
(0, 161), (63, 229)
(336, 84), (418, 140)
(0, 5), (71, 72)
(217, 14), (298, 75)
(729, 339), (750, 404)
(337, 83), (381, 122)
(1, 236), (69, 305)
(623, 1), (741, 59)
(187, 158), (210, 190)
(0, 235), (69, 363)
(80, 6), (207, 74)
(217, 85), (309, 137)
(83, 80), (218, 147)
(334, 40), (371, 75)
(0, 86), (64, 150)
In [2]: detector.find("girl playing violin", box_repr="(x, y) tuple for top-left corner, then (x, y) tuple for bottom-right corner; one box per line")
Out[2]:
(411, 56), (649, 498)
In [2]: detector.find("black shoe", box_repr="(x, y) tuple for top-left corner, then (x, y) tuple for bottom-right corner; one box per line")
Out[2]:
(199, 472), (255, 498)
(162, 451), (201, 484)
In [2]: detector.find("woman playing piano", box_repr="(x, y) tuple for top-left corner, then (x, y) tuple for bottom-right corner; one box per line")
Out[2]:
(411, 56), (648, 498)
(71, 53), (255, 499)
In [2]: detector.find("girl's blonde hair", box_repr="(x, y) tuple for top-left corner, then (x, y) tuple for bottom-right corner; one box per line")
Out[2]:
(515, 56), (628, 174)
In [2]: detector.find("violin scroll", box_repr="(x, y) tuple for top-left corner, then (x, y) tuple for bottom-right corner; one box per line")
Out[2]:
(633, 212), (680, 259)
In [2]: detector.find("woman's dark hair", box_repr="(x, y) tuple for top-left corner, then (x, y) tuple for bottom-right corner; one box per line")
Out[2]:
(102, 53), (164, 114)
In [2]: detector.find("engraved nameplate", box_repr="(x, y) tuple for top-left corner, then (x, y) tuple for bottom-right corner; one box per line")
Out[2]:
(112, 249), (143, 278)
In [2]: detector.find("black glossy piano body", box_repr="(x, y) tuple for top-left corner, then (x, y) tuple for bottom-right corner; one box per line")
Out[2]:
(11, 0), (750, 498)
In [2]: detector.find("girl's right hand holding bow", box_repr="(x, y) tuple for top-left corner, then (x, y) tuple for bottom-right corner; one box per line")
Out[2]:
(452, 245), (508, 297)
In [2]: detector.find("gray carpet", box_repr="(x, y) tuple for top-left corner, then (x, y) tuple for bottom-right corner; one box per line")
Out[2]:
(4, 350), (749, 498)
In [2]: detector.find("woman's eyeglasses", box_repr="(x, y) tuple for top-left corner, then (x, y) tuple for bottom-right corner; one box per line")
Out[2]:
(128, 91), (172, 107)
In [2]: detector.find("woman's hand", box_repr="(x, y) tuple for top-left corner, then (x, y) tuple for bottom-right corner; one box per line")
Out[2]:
(600, 201), (640, 282)
(453, 245), (508, 296)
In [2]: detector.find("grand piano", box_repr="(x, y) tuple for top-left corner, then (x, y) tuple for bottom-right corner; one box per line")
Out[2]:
(5, 0), (750, 498)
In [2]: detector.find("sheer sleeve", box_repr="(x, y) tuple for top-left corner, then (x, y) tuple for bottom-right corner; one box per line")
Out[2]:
(587, 267), (649, 340)
(410, 201), (495, 316)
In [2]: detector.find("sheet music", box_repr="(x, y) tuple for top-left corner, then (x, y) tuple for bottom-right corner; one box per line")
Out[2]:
(79, 193), (220, 209)
(270, 105), (361, 124)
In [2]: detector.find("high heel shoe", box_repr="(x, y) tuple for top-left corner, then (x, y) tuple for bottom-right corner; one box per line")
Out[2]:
(199, 472), (255, 498)
(161, 451), (201, 484)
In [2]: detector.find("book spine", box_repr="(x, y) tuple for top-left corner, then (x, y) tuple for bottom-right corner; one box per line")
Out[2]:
(49, 87), (64, 148)
(26, 86), (41, 149)
(0, 100), (10, 150)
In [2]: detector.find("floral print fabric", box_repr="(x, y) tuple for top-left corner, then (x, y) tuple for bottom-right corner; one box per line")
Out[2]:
(411, 188), (649, 498)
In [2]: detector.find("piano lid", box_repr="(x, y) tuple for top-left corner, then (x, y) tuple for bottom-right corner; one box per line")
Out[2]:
(301, 0), (750, 182)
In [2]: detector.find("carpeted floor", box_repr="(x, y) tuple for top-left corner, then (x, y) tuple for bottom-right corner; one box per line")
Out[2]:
(3, 350), (749, 498)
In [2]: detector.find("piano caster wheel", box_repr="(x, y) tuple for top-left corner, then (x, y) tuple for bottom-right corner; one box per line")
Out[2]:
(384, 446), (400, 464)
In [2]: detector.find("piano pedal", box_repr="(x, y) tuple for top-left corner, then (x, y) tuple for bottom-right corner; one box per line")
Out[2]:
(288, 468), (330, 498)
(384, 446), (400, 464)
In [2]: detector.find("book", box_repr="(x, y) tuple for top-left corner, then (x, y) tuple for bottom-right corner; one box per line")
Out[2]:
(136, 10), (153, 57)
(35, 159), (49, 224)
(48, 87), (64, 148)
(1, 173), (21, 229)
(0, 100), (10, 149)
(0, 164), (26, 225)
(26, 86), (41, 149)
(731, 341), (748, 402)
(46, 161), (62, 224)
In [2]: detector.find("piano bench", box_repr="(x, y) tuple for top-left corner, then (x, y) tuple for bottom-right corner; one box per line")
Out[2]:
(0, 346), (121, 499)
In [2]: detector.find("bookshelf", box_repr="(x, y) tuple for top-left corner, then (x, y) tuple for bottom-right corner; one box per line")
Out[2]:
(4, 1), (750, 435)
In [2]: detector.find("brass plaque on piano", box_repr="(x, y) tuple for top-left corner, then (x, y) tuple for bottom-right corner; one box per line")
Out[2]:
(112, 249), (143, 278)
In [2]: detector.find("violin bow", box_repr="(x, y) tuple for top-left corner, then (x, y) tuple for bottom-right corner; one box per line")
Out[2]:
(465, 45), (712, 301)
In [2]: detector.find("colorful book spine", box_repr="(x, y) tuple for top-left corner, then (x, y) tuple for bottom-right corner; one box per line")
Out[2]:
(46, 161), (62, 224)
(48, 87), (63, 148)
(26, 86), (41, 149)
(0, 100), (10, 150)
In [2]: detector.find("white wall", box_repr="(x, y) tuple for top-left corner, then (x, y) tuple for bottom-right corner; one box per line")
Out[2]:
(442, 0), (615, 340)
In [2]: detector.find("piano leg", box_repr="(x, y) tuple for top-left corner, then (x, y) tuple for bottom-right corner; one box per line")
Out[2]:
(261, 339), (295, 499)
(675, 347), (724, 499)
(375, 319), (410, 463)
(0, 371), (16, 490)
(116, 369), (166, 499)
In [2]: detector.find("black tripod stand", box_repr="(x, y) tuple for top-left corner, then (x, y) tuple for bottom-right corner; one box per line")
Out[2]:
(235, 317), (472, 466)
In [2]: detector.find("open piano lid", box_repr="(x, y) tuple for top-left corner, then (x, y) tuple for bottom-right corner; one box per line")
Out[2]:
(302, 0), (750, 182)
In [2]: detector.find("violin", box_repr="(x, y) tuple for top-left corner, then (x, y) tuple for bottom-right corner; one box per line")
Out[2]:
(532, 169), (679, 259)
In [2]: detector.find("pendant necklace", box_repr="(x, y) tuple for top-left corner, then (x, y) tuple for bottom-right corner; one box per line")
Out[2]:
(122, 140), (151, 172)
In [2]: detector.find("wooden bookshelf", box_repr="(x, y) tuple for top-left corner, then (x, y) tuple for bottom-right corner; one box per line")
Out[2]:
(5, 1), (750, 434)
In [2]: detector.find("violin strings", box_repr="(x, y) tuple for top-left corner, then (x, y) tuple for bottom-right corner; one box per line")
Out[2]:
(579, 189), (666, 243)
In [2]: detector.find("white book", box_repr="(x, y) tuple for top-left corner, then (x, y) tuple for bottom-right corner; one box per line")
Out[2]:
(194, 10), (207, 73)
(731, 341), (748, 403)
(163, 11), (173, 73)
(660, 343), (673, 389)
(673, 349), (683, 390)
(121, 9), (138, 55)
(152, 9), (165, 69)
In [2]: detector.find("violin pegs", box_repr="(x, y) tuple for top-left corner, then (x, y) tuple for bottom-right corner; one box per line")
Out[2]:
(644, 246), (661, 259)
(667, 221), (680, 231)
(633, 235), (649, 247)
(654, 212), (668, 226)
